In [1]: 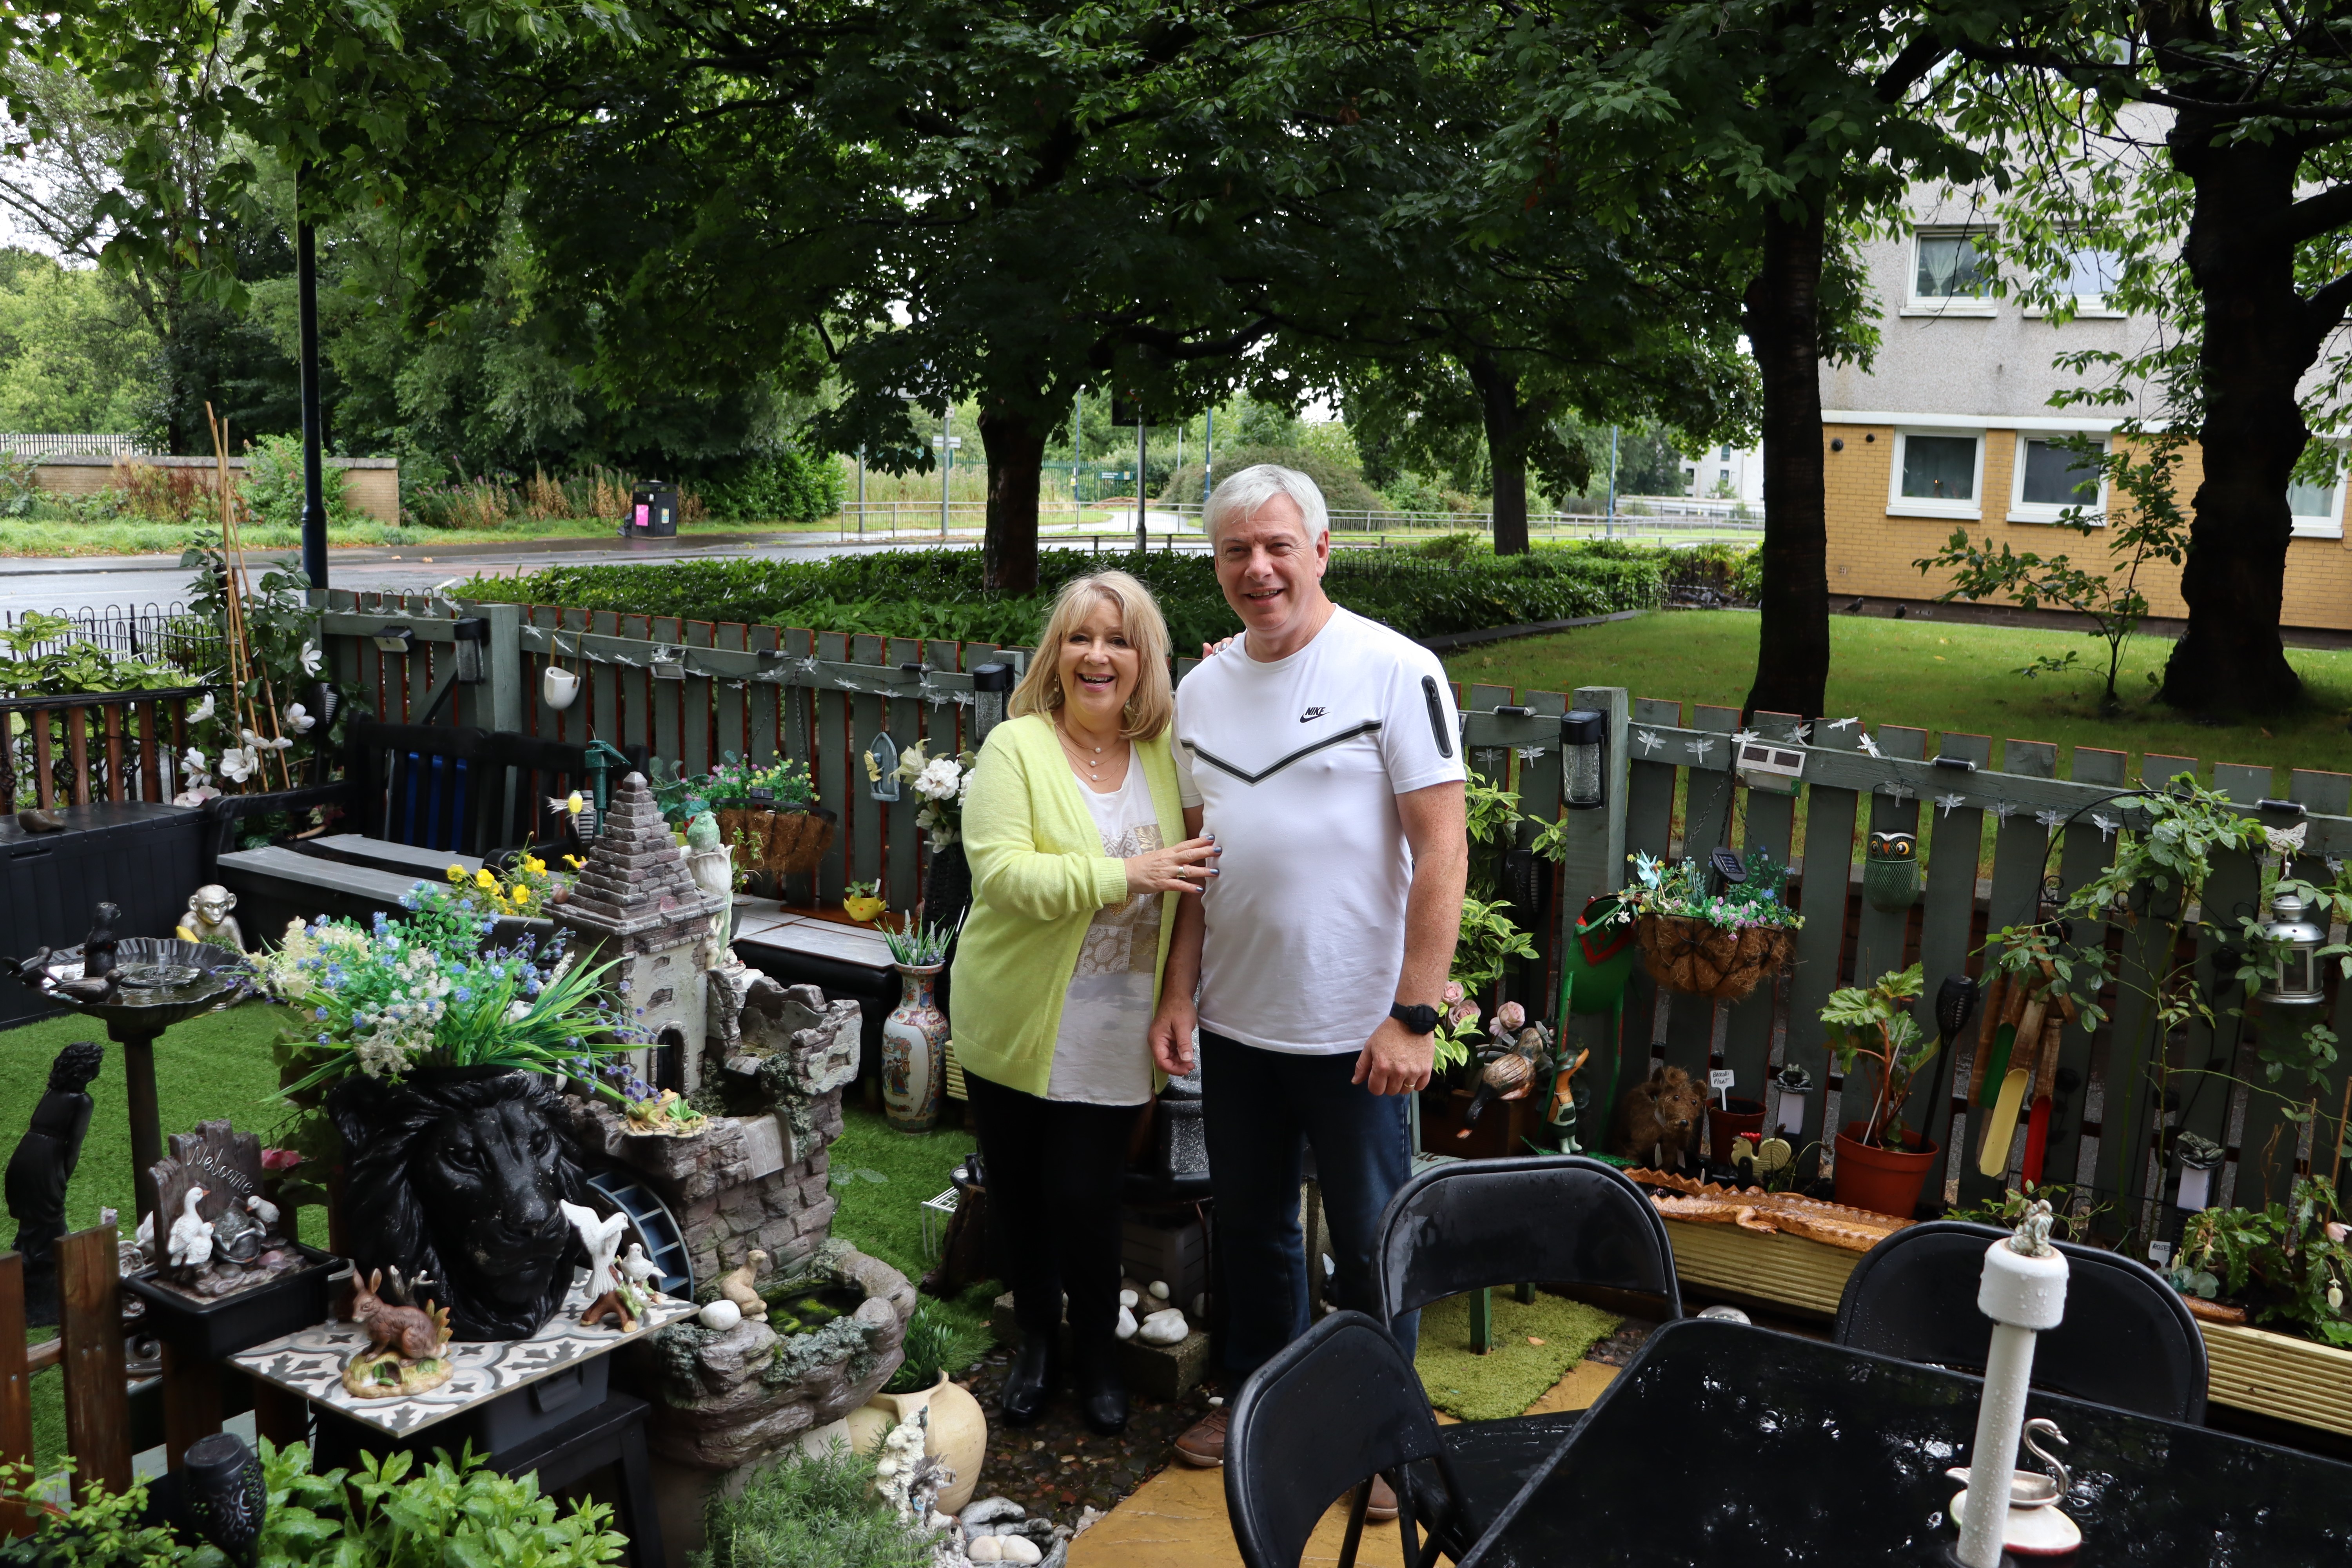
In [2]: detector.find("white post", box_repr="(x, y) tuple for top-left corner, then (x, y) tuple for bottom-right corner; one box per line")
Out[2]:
(940, 405), (952, 540)
(1955, 1214), (2069, 1568)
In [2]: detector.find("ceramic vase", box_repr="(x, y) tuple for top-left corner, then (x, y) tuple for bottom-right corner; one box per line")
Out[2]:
(541, 665), (581, 711)
(882, 963), (947, 1132)
(843, 1370), (988, 1515)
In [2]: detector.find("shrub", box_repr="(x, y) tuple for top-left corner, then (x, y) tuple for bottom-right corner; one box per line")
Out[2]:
(1155, 443), (1386, 512)
(697, 1443), (931, 1568)
(240, 434), (356, 531)
(701, 451), (848, 523)
(462, 542), (1665, 647)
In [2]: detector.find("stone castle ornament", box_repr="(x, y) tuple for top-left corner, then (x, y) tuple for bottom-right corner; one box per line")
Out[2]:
(552, 771), (724, 1095)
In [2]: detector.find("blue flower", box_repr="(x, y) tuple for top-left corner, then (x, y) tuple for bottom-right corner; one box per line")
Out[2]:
(314, 1007), (329, 1020)
(454, 986), (473, 1003)
(316, 1033), (330, 1044)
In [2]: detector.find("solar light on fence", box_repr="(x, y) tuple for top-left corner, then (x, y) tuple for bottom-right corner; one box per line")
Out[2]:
(1736, 737), (1806, 795)
(1561, 709), (1608, 810)
(451, 616), (488, 683)
(2172, 1131), (2224, 1215)
(2256, 888), (2327, 1009)
(972, 662), (1013, 740)
(371, 625), (414, 655)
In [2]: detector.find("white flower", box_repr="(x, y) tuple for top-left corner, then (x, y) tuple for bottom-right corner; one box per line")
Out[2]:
(299, 641), (323, 677)
(284, 702), (316, 735)
(219, 746), (257, 784)
(171, 785), (221, 807)
(915, 756), (962, 800)
(263, 735), (294, 751)
(181, 747), (209, 780)
(189, 693), (216, 724)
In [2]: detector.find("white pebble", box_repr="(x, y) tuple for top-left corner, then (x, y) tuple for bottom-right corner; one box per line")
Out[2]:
(1138, 1308), (1187, 1345)
(1148, 1280), (1170, 1300)
(999, 1538), (1042, 1565)
(968, 1537), (1003, 1562)
(1114, 1304), (1138, 1340)
(697, 1299), (742, 1331)
(1119, 1288), (1139, 1308)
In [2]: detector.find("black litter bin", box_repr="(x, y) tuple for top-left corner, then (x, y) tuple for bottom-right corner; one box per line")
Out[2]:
(2, 802), (205, 1027)
(625, 481), (679, 539)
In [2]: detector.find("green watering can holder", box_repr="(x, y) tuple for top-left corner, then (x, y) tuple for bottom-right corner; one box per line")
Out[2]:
(1560, 895), (1637, 1015)
(1864, 829), (1920, 913)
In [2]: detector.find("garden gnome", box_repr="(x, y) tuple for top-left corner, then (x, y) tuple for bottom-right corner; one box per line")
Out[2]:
(180, 884), (245, 951)
(4, 1042), (102, 1325)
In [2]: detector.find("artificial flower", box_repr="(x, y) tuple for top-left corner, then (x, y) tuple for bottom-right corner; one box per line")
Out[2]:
(299, 641), (323, 677)
(219, 746), (257, 784)
(181, 746), (209, 780)
(284, 702), (316, 735)
(171, 784), (222, 807)
(188, 693), (216, 724)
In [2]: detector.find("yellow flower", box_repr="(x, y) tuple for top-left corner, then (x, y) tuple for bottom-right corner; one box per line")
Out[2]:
(522, 855), (546, 874)
(447, 865), (466, 883)
(475, 867), (498, 890)
(566, 790), (584, 815)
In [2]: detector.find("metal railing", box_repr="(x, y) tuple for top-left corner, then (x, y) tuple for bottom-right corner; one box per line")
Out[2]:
(2, 604), (225, 682)
(0, 432), (159, 457)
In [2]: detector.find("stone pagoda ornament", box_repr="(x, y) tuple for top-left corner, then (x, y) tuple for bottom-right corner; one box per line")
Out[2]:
(554, 771), (725, 1095)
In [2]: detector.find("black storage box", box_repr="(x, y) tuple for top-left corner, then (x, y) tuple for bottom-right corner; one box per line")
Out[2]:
(625, 482), (679, 539)
(2, 802), (203, 1028)
(312, 1352), (614, 1466)
(125, 1244), (344, 1360)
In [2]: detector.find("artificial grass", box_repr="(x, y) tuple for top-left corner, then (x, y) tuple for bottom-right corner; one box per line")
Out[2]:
(819, 1102), (1001, 1368)
(1449, 608), (2352, 783)
(1414, 1291), (1620, 1423)
(0, 1000), (310, 1467)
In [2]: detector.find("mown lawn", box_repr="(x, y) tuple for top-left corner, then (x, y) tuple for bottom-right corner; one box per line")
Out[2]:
(1446, 609), (2352, 785)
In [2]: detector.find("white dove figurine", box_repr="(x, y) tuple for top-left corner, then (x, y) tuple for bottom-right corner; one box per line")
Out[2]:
(245, 1192), (281, 1230)
(560, 1199), (628, 1289)
(618, 1242), (663, 1298)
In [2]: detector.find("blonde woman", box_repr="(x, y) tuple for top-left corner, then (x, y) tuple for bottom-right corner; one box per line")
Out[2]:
(950, 570), (1218, 1434)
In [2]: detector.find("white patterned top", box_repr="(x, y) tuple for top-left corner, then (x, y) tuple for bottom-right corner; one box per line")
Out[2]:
(1045, 760), (1161, 1107)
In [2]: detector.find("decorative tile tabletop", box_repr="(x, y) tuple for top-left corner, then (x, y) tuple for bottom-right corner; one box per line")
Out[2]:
(230, 1279), (697, 1436)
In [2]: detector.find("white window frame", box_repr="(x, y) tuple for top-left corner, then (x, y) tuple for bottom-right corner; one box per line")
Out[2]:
(2290, 448), (2346, 540)
(1902, 227), (1998, 318)
(2007, 433), (2110, 524)
(2020, 241), (2127, 320)
(1887, 428), (1986, 519)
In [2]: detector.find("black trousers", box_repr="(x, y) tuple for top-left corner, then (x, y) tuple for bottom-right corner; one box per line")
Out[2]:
(964, 1070), (1141, 1346)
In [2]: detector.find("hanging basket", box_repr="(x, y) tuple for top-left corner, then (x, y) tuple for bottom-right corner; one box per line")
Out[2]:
(714, 807), (771, 855)
(764, 806), (838, 876)
(1633, 914), (1792, 1002)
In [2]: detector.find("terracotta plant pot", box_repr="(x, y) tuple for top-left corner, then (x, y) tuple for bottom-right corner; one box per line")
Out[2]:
(844, 1369), (988, 1515)
(764, 806), (837, 876)
(1634, 915), (1792, 1001)
(1832, 1122), (1940, 1220)
(1706, 1096), (1768, 1167)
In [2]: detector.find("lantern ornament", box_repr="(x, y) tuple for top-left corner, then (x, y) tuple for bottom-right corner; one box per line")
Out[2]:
(971, 662), (1013, 740)
(2256, 888), (2327, 1008)
(1864, 830), (1921, 913)
(1561, 710), (1608, 810)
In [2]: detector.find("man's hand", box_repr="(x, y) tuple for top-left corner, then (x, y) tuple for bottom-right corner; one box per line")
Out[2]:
(1353, 1016), (1434, 1096)
(1150, 996), (1199, 1076)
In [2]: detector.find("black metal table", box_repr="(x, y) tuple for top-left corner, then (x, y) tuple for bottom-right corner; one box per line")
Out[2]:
(1458, 1319), (2352, 1567)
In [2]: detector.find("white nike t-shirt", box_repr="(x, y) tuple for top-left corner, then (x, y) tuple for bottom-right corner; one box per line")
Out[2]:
(1172, 606), (1466, 1054)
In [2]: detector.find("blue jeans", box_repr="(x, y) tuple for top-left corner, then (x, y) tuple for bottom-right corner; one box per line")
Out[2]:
(1201, 1029), (1419, 1379)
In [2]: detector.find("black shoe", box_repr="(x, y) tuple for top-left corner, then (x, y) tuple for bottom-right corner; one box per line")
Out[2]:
(999, 1334), (1056, 1426)
(1073, 1339), (1128, 1436)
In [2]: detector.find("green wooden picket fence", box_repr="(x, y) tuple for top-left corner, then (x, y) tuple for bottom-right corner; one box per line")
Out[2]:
(315, 589), (2351, 1241)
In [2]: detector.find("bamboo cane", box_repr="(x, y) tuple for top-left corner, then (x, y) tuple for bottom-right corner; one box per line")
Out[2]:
(206, 406), (262, 791)
(211, 410), (292, 790)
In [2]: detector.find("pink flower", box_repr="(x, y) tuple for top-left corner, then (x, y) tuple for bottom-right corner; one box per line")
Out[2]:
(2329, 1221), (2349, 1245)
(1496, 1002), (1526, 1033)
(261, 1148), (302, 1172)
(1448, 997), (1481, 1028)
(1441, 981), (1466, 1007)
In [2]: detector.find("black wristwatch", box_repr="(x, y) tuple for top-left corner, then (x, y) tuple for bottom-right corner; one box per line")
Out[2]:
(1389, 1001), (1441, 1036)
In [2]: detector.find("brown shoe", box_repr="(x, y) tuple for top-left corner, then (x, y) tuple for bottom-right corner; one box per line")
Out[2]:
(1366, 1474), (1399, 1523)
(1173, 1406), (1228, 1467)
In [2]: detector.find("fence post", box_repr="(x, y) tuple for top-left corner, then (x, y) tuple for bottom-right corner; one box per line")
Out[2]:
(484, 603), (525, 829)
(57, 1226), (129, 1501)
(0, 1252), (28, 1535)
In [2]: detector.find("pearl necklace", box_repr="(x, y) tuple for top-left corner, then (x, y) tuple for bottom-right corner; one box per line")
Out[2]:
(1055, 716), (1123, 784)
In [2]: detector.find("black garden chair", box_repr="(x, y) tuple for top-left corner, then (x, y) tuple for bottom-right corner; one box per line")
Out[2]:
(1224, 1309), (1465, 1568)
(1835, 1219), (2208, 1423)
(1374, 1154), (1683, 1561)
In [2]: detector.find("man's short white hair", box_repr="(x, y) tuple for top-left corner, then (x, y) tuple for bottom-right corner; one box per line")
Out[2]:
(1205, 463), (1328, 547)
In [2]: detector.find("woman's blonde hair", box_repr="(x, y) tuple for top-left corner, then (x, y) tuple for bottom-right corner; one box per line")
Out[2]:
(1008, 570), (1174, 740)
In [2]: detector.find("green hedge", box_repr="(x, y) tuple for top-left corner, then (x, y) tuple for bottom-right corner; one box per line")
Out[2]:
(461, 542), (1666, 648)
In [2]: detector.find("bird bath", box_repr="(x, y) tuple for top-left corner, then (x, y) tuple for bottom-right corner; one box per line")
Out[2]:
(24, 935), (250, 1227)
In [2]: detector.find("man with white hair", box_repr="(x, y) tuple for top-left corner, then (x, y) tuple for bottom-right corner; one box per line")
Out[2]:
(1149, 464), (1468, 1488)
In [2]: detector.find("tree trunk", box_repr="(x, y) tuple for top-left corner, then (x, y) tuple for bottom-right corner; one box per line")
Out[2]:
(1468, 351), (1531, 555)
(976, 404), (1044, 593)
(2159, 127), (2312, 716)
(1740, 206), (1831, 720)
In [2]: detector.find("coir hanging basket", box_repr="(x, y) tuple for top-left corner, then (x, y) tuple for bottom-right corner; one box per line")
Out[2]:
(1634, 914), (1793, 1002)
(764, 806), (838, 876)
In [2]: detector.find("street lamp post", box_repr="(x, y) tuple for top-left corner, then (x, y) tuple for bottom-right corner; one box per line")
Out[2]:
(1135, 412), (1146, 554)
(295, 169), (327, 591)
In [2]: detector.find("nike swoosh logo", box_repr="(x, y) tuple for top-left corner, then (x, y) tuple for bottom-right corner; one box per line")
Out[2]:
(1300, 707), (1327, 723)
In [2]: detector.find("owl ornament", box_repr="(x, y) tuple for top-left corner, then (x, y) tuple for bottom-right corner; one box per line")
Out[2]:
(1864, 829), (1921, 913)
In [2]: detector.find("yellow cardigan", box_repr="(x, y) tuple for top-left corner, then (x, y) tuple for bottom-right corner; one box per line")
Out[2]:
(948, 712), (1182, 1098)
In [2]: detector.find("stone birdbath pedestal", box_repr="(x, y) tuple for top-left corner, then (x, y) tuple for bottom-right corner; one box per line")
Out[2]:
(22, 930), (250, 1228)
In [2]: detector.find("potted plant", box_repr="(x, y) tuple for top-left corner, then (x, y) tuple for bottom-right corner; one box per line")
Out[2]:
(1616, 849), (1802, 1001)
(1822, 964), (1942, 1218)
(842, 879), (887, 924)
(878, 915), (958, 1132)
(2166, 1177), (2352, 1344)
